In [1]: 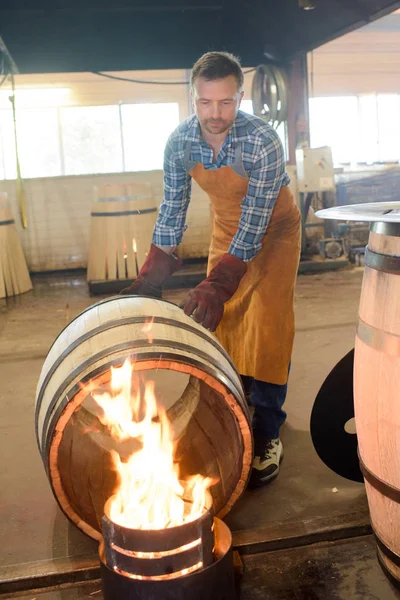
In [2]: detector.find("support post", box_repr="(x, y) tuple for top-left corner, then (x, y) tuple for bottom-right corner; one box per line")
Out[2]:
(287, 53), (310, 165)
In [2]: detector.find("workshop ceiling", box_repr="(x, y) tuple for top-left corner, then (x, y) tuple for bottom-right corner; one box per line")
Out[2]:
(0, 0), (400, 73)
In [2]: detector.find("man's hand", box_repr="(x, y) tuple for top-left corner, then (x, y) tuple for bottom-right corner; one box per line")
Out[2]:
(120, 244), (182, 297)
(183, 254), (247, 331)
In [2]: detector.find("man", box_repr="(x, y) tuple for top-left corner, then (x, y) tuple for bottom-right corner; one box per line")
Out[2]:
(121, 51), (301, 488)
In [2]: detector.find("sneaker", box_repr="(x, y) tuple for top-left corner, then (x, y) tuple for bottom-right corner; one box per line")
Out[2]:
(248, 438), (284, 488)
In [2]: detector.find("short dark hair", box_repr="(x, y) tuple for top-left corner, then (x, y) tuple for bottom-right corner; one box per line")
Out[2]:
(191, 51), (244, 90)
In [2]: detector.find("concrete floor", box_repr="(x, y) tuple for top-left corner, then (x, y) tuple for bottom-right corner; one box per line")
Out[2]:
(0, 267), (378, 596)
(5, 535), (400, 600)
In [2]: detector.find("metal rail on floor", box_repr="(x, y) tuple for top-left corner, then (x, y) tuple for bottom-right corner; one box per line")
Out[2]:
(0, 509), (371, 596)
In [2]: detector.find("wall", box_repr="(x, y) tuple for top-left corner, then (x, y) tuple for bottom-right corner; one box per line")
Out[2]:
(1, 172), (211, 272)
(0, 67), (258, 272)
(4, 13), (400, 273)
(308, 10), (400, 96)
(2, 166), (300, 273)
(0, 68), (255, 112)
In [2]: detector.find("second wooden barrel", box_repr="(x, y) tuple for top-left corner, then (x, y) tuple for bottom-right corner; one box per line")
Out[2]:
(355, 221), (400, 584)
(35, 296), (252, 540)
(87, 183), (157, 282)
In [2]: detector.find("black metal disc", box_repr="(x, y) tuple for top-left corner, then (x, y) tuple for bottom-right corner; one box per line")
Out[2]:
(310, 348), (363, 483)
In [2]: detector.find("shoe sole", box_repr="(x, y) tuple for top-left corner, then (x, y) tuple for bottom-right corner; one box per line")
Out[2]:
(248, 447), (284, 488)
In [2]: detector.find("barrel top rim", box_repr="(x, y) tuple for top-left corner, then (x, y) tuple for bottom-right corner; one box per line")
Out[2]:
(316, 202), (400, 223)
(44, 296), (215, 358)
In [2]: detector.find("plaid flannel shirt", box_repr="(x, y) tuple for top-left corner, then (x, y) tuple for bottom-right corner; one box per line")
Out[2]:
(152, 110), (290, 262)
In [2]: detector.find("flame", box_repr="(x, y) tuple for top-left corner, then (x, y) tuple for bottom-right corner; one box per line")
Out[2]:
(142, 317), (155, 345)
(132, 238), (137, 253)
(91, 359), (213, 531)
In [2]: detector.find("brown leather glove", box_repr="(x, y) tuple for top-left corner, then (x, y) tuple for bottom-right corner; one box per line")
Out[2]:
(120, 244), (182, 298)
(183, 254), (247, 331)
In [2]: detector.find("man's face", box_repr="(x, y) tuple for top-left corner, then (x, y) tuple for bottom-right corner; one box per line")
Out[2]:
(192, 75), (243, 136)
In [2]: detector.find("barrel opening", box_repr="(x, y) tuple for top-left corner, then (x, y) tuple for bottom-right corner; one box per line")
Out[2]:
(49, 360), (251, 540)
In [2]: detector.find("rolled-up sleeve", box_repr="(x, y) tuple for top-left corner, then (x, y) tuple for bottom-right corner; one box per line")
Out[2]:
(152, 137), (192, 247)
(228, 130), (286, 262)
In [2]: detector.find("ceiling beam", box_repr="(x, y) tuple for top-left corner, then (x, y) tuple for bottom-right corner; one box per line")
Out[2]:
(334, 0), (371, 22)
(371, 0), (400, 19)
(0, 5), (223, 12)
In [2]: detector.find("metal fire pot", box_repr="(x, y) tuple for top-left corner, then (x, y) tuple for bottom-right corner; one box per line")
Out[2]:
(100, 494), (236, 600)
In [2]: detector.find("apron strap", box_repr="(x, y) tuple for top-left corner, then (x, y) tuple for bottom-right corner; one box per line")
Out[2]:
(234, 142), (242, 164)
(183, 140), (248, 180)
(231, 142), (249, 180)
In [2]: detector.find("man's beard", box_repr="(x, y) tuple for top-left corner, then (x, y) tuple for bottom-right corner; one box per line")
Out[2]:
(201, 118), (233, 135)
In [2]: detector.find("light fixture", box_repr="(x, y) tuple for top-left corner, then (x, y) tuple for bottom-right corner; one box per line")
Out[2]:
(0, 87), (71, 108)
(299, 0), (316, 9)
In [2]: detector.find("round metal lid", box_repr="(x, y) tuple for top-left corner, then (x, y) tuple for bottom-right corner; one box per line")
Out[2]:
(310, 349), (363, 483)
(316, 201), (400, 222)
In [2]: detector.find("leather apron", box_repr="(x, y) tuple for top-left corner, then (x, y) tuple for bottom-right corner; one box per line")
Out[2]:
(184, 142), (301, 385)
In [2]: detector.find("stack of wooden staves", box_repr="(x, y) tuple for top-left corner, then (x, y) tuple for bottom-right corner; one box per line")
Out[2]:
(87, 183), (157, 284)
(0, 193), (32, 299)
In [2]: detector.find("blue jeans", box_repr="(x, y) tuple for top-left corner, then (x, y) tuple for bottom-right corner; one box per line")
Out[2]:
(241, 372), (289, 443)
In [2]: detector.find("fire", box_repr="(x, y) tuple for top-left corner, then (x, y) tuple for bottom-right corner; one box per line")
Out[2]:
(142, 317), (155, 344)
(91, 359), (213, 530)
(132, 238), (137, 253)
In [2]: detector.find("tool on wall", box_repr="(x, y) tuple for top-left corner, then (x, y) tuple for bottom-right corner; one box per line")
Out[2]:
(251, 64), (288, 128)
(10, 74), (27, 229)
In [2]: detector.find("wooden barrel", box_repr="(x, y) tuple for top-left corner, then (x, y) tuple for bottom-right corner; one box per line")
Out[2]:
(0, 193), (32, 298)
(87, 183), (158, 282)
(355, 221), (400, 584)
(35, 296), (252, 540)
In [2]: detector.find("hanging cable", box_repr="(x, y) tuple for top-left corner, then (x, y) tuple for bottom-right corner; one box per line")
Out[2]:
(9, 74), (28, 228)
(92, 68), (256, 85)
(92, 71), (189, 85)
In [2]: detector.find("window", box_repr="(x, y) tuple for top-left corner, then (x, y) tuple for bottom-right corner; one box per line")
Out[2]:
(61, 105), (123, 175)
(377, 95), (400, 162)
(309, 96), (359, 165)
(0, 102), (180, 180)
(357, 95), (379, 164)
(0, 108), (62, 179)
(17, 108), (62, 178)
(0, 110), (17, 179)
(241, 99), (254, 114)
(122, 103), (180, 171)
(309, 94), (400, 166)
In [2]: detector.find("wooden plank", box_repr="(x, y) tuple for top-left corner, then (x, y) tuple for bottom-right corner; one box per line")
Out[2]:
(0, 240), (6, 299)
(105, 212), (117, 281)
(9, 229), (32, 294)
(233, 509), (371, 555)
(116, 210), (125, 279)
(1, 240), (14, 296)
